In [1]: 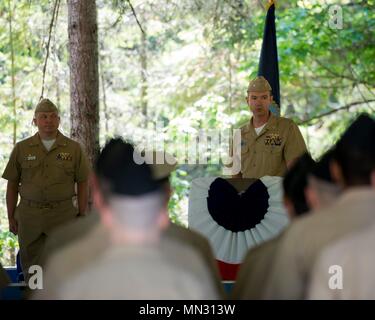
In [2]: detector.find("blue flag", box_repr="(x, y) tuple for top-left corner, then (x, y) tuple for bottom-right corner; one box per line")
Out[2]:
(258, 3), (280, 114)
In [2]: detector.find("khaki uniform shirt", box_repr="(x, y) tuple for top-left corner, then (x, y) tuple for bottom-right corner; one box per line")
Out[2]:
(164, 224), (225, 298)
(264, 188), (375, 299)
(51, 243), (219, 300)
(2, 131), (89, 202)
(40, 211), (100, 266)
(35, 225), (220, 300)
(308, 221), (375, 300)
(231, 232), (285, 299)
(37, 218), (225, 299)
(56, 242), (219, 300)
(230, 114), (307, 179)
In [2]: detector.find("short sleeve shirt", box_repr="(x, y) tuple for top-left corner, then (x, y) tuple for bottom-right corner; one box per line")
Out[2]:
(2, 131), (90, 202)
(230, 114), (307, 179)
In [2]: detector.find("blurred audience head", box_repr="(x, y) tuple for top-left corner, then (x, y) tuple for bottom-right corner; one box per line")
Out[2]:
(331, 114), (375, 188)
(283, 152), (315, 218)
(92, 138), (168, 242)
(143, 150), (177, 202)
(305, 149), (341, 210)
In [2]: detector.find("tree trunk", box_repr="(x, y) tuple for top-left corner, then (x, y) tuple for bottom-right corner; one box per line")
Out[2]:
(99, 41), (109, 139)
(100, 60), (109, 139)
(53, 27), (61, 109)
(68, 0), (99, 167)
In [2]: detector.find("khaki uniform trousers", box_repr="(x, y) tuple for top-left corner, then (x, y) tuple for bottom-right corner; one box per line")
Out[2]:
(15, 198), (78, 281)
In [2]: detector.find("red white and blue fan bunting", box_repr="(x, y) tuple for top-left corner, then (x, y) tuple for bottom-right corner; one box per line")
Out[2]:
(188, 176), (289, 279)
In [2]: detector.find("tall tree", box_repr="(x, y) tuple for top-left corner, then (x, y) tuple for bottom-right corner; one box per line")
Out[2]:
(68, 0), (99, 166)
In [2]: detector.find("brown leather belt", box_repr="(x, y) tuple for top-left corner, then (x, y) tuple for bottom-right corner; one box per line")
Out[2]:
(21, 198), (72, 209)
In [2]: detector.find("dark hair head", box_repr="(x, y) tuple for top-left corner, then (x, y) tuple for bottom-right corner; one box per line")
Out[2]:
(311, 149), (335, 183)
(95, 138), (160, 196)
(283, 153), (315, 216)
(333, 114), (375, 186)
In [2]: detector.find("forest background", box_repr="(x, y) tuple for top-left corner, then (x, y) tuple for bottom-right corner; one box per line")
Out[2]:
(0, 0), (373, 266)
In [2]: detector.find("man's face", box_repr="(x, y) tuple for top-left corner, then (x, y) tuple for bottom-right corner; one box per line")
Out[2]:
(33, 112), (60, 136)
(247, 91), (272, 118)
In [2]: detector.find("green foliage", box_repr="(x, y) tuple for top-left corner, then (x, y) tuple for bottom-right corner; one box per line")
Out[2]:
(0, 0), (374, 265)
(0, 230), (18, 266)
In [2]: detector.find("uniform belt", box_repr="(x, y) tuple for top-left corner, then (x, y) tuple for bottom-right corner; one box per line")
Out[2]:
(21, 198), (72, 209)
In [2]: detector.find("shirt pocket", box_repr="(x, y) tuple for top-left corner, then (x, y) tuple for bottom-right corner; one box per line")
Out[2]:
(263, 145), (282, 155)
(262, 146), (283, 172)
(20, 160), (41, 182)
(55, 161), (75, 182)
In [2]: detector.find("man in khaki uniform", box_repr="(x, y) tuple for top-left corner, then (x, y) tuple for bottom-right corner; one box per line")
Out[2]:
(230, 76), (306, 179)
(2, 98), (89, 279)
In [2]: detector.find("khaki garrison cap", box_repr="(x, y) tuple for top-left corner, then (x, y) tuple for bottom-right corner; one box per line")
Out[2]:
(247, 76), (272, 93)
(35, 98), (59, 114)
(144, 151), (177, 181)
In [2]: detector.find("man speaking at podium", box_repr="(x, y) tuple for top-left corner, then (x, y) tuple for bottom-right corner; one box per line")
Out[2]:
(230, 76), (307, 179)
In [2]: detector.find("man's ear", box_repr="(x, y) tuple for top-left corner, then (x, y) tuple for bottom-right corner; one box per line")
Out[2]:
(305, 184), (320, 211)
(330, 160), (345, 187)
(164, 184), (172, 204)
(283, 196), (295, 219)
(371, 170), (375, 189)
(32, 118), (37, 126)
(90, 174), (113, 227)
(91, 175), (106, 209)
(157, 209), (170, 231)
(246, 94), (251, 106)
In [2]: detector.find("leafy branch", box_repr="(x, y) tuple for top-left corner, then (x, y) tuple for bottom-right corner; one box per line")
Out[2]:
(297, 99), (375, 125)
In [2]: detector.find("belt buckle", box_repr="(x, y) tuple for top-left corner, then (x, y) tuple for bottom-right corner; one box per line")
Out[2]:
(41, 203), (53, 209)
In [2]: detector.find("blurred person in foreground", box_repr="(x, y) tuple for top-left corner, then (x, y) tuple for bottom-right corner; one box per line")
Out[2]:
(263, 114), (375, 299)
(35, 139), (219, 299)
(308, 121), (375, 300)
(232, 152), (315, 299)
(40, 150), (224, 298)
